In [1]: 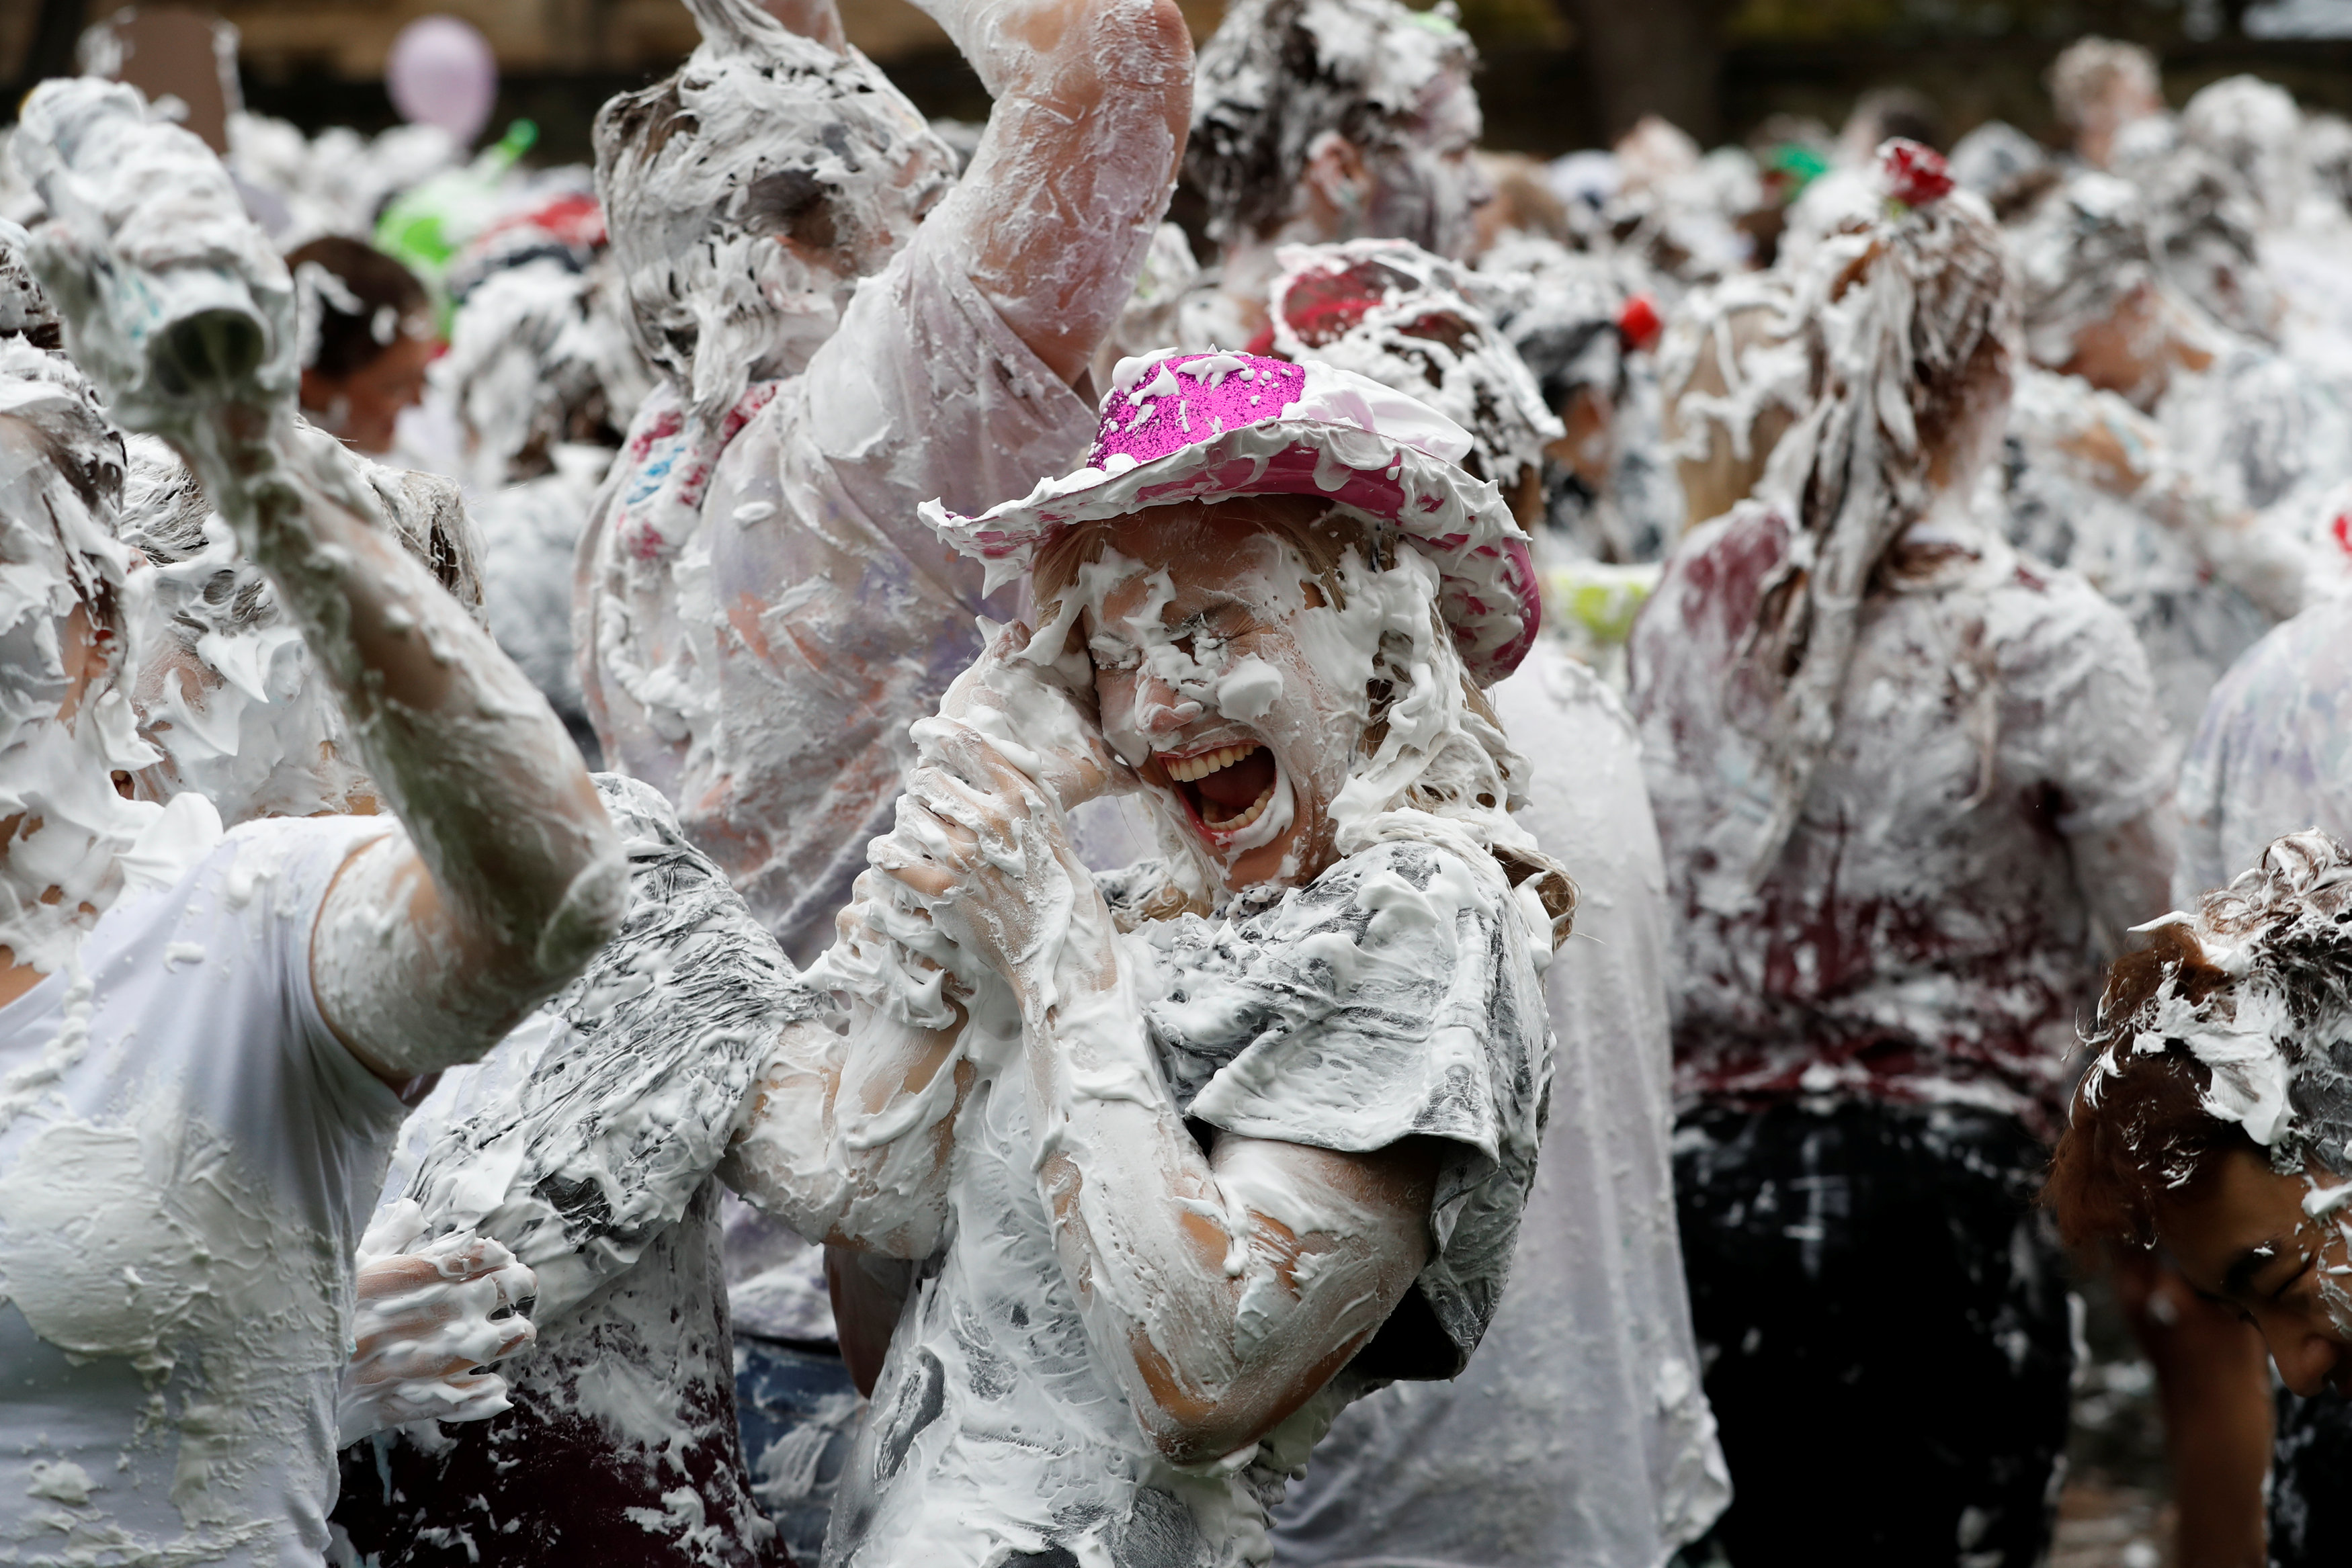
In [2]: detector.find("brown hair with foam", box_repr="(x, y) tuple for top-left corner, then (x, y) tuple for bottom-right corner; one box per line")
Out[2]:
(2044, 922), (2252, 1250)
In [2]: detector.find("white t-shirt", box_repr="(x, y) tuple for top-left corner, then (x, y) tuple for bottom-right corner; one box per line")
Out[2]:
(826, 840), (1552, 1568)
(1632, 505), (2173, 1137)
(1271, 644), (1729, 1568)
(0, 813), (397, 1566)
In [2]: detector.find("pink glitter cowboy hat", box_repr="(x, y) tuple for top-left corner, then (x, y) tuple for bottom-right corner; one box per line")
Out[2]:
(918, 349), (1542, 685)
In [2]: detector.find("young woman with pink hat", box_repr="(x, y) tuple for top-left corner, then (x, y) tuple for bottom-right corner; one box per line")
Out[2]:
(723, 350), (1568, 1568)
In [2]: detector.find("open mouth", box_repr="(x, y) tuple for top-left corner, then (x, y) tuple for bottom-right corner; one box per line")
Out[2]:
(1160, 742), (1279, 837)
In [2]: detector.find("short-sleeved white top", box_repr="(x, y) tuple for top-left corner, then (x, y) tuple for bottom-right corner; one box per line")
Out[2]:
(825, 840), (1553, 1568)
(0, 813), (398, 1566)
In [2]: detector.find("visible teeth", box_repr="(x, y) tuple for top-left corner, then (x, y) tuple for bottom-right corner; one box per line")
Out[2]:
(1165, 743), (1259, 783)
(1206, 782), (1277, 834)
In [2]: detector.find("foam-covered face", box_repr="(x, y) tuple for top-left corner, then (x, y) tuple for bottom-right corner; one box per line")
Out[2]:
(2079, 76), (2165, 168)
(2158, 1148), (2352, 1399)
(743, 140), (953, 368)
(605, 88), (956, 401)
(1365, 69), (1492, 261)
(2055, 279), (2214, 412)
(1073, 498), (1374, 891)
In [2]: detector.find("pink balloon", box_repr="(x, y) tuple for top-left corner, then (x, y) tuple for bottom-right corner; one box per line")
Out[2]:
(386, 16), (499, 146)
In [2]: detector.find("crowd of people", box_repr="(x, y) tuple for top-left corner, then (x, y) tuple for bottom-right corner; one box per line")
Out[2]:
(9, 3), (2352, 1565)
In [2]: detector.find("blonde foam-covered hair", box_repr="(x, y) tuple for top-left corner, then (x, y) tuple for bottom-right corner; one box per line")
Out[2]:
(1734, 150), (2019, 882)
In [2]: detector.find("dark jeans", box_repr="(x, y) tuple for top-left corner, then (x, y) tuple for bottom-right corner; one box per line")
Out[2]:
(736, 1336), (864, 1566)
(1674, 1100), (2074, 1568)
(2272, 1387), (2352, 1567)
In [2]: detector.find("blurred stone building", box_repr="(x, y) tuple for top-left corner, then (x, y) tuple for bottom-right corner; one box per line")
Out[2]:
(11, 0), (2352, 168)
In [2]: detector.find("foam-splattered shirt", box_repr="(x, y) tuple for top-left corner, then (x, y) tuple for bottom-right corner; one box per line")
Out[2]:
(579, 232), (1097, 967)
(339, 775), (815, 1566)
(1273, 645), (1729, 1568)
(825, 840), (1552, 1568)
(2000, 366), (2276, 738)
(2175, 593), (2352, 904)
(1632, 505), (2173, 1135)
(0, 814), (397, 1567)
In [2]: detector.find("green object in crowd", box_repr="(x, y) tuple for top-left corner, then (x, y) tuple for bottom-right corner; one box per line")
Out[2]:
(375, 118), (539, 284)
(1767, 142), (1831, 199)
(1548, 562), (1658, 645)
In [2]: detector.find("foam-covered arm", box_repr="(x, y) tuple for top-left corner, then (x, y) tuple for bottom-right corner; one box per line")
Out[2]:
(878, 732), (1436, 1466)
(908, 0), (1193, 383)
(722, 875), (973, 1258)
(722, 1009), (966, 1258)
(17, 81), (625, 1077)
(1019, 953), (1437, 1465)
(397, 777), (803, 1316)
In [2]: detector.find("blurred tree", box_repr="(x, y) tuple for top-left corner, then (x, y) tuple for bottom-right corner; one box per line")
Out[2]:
(1449, 0), (1572, 48)
(1559, 0), (1734, 141)
(8, 0), (85, 112)
(1721, 0), (2267, 40)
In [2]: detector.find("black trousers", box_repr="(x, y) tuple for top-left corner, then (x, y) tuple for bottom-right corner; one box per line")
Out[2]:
(2272, 1387), (2352, 1567)
(1673, 1100), (2074, 1568)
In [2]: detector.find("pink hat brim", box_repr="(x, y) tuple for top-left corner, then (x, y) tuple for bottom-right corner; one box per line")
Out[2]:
(920, 417), (1540, 685)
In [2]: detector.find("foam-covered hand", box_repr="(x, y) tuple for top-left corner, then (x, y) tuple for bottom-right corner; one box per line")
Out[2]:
(337, 1201), (538, 1445)
(15, 80), (298, 445)
(872, 722), (1113, 998)
(921, 619), (1124, 815)
(828, 865), (974, 1027)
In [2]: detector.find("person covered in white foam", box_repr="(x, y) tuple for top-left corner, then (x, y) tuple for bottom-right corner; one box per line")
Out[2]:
(1997, 160), (2310, 737)
(1631, 142), (2176, 1568)
(1241, 254), (1732, 1568)
(71, 230), (815, 1557)
(720, 349), (1567, 1568)
(578, 0), (1189, 967)
(575, 0), (1191, 1524)
(1163, 0), (1494, 355)
(0, 83), (623, 1565)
